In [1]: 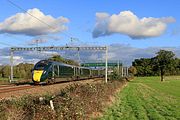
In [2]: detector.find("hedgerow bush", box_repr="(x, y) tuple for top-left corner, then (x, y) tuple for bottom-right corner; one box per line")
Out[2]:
(0, 79), (127, 120)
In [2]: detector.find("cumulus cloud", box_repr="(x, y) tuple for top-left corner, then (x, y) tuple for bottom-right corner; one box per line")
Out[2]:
(0, 48), (60, 65)
(0, 8), (69, 36)
(93, 11), (175, 39)
(0, 55), (24, 65)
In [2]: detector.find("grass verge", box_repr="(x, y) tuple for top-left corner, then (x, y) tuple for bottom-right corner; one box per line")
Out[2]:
(97, 76), (180, 120)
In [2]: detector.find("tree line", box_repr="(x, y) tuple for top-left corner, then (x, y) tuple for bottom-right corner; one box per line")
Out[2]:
(132, 50), (180, 81)
(0, 63), (34, 79)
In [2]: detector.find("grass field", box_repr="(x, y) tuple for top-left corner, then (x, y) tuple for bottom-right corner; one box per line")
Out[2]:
(98, 76), (180, 120)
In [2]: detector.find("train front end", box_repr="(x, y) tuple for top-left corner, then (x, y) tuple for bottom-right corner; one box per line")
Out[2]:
(32, 60), (49, 84)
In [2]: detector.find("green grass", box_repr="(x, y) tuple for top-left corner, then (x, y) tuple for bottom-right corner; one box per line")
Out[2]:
(0, 77), (9, 81)
(0, 77), (23, 85)
(98, 76), (180, 120)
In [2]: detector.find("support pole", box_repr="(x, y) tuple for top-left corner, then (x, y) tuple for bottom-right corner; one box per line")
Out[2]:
(58, 66), (60, 77)
(77, 47), (80, 66)
(105, 46), (108, 83)
(124, 67), (126, 77)
(122, 66), (123, 77)
(74, 67), (76, 76)
(10, 50), (14, 83)
(125, 67), (126, 77)
(52, 65), (54, 79)
(127, 67), (129, 77)
(125, 67), (127, 77)
(117, 60), (119, 75)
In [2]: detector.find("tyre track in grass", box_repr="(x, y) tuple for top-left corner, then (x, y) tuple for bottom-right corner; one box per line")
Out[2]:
(137, 84), (169, 120)
(97, 77), (180, 120)
(98, 84), (150, 120)
(137, 83), (179, 120)
(125, 85), (149, 120)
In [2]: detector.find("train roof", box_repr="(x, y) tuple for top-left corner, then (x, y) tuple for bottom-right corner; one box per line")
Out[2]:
(37, 60), (74, 67)
(37, 60), (104, 70)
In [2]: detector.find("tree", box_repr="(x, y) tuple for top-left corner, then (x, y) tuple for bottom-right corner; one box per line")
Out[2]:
(132, 50), (180, 77)
(1, 66), (10, 78)
(48, 55), (79, 66)
(128, 66), (137, 76)
(132, 58), (154, 76)
(154, 50), (175, 81)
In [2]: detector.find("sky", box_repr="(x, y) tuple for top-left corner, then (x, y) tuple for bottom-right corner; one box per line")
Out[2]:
(0, 0), (180, 65)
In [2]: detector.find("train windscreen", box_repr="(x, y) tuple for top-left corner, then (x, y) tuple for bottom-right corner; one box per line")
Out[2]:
(34, 61), (49, 70)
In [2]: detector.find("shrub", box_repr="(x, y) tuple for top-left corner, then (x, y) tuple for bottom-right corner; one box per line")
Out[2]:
(0, 80), (127, 119)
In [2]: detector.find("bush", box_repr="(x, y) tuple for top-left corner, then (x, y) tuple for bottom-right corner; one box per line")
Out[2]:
(109, 73), (122, 81)
(0, 80), (127, 119)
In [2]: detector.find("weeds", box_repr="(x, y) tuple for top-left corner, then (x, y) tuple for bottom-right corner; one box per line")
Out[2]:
(0, 79), (127, 120)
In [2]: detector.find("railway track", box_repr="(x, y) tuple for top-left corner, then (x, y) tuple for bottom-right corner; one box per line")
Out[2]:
(0, 85), (35, 94)
(0, 85), (15, 88)
(0, 78), (103, 100)
(0, 78), (103, 94)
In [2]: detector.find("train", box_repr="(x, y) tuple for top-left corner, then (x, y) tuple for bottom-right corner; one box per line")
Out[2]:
(32, 60), (105, 84)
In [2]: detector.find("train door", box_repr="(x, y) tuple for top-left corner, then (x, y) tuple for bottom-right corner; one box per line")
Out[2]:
(48, 65), (53, 79)
(53, 65), (59, 78)
(73, 67), (76, 77)
(75, 67), (80, 80)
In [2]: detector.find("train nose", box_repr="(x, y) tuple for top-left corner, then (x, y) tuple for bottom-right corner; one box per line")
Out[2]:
(33, 70), (43, 82)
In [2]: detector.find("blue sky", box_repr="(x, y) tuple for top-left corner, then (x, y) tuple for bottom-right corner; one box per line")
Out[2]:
(0, 0), (180, 48)
(0, 0), (180, 65)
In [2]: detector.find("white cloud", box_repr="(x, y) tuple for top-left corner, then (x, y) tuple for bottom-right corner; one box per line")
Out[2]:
(21, 51), (59, 59)
(0, 49), (60, 65)
(0, 55), (24, 65)
(0, 8), (69, 36)
(93, 11), (175, 39)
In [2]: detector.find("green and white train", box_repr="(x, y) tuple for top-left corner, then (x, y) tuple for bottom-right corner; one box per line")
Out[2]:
(32, 60), (104, 84)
